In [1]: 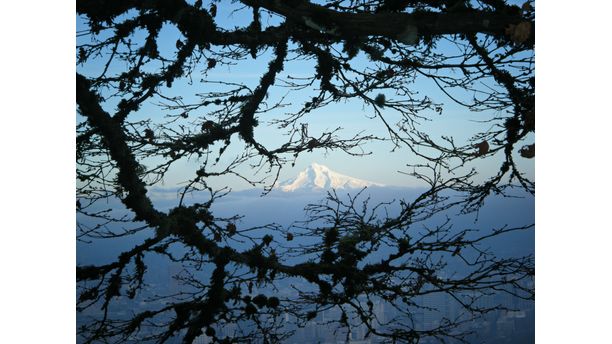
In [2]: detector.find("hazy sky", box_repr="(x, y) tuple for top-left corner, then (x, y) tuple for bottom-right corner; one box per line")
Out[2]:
(76, 2), (534, 192)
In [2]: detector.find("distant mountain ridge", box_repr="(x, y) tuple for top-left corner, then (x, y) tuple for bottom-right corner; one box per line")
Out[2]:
(277, 163), (384, 192)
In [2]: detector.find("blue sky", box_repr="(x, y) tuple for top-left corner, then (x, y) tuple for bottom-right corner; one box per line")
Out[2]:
(76, 2), (534, 191)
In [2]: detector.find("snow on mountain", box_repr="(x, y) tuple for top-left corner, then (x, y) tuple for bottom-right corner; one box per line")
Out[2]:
(277, 163), (384, 192)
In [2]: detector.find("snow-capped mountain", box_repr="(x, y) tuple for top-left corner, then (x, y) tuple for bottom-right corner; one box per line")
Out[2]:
(277, 163), (384, 192)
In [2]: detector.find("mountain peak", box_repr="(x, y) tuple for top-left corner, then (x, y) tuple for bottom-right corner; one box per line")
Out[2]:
(278, 163), (384, 192)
